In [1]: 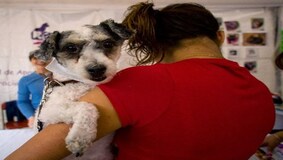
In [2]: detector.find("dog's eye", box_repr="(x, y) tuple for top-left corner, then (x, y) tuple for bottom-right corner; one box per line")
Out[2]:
(63, 44), (80, 53)
(102, 40), (114, 49)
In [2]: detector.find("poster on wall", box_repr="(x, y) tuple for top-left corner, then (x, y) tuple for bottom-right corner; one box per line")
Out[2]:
(214, 8), (276, 92)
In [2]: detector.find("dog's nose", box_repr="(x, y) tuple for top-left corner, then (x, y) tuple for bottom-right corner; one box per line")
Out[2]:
(87, 65), (106, 78)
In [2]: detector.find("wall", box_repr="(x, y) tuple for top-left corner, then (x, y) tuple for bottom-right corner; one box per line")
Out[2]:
(215, 8), (278, 93)
(0, 6), (127, 104)
(0, 4), (282, 128)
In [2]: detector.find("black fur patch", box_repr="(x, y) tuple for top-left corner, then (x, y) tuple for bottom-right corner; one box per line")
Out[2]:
(39, 31), (61, 61)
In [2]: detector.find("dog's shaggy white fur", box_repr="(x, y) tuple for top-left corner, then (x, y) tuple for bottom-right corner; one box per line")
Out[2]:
(34, 19), (132, 159)
(40, 79), (114, 159)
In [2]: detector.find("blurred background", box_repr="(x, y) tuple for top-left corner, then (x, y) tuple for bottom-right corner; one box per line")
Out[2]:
(0, 0), (282, 128)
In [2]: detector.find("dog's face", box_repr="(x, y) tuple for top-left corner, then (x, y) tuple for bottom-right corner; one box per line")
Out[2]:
(37, 19), (133, 83)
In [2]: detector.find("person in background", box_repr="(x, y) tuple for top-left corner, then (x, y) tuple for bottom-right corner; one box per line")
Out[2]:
(261, 131), (283, 152)
(7, 2), (275, 160)
(258, 52), (283, 153)
(17, 49), (51, 128)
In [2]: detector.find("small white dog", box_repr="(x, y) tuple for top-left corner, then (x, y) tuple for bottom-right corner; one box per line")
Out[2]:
(34, 19), (132, 159)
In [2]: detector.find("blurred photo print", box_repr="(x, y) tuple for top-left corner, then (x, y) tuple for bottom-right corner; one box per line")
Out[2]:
(251, 18), (264, 30)
(246, 48), (259, 58)
(228, 48), (240, 59)
(244, 61), (257, 73)
(226, 33), (240, 45)
(243, 33), (266, 46)
(224, 21), (240, 31)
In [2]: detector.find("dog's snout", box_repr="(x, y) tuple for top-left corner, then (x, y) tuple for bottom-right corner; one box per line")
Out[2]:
(87, 65), (107, 81)
(87, 65), (106, 76)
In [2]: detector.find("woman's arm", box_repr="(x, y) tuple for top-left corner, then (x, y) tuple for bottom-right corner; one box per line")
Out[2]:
(6, 87), (121, 160)
(81, 86), (122, 139)
(5, 123), (71, 160)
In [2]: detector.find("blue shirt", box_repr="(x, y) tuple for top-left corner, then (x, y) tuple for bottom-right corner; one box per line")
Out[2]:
(17, 72), (45, 119)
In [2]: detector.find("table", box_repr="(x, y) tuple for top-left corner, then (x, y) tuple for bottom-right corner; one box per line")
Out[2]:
(0, 128), (105, 160)
(0, 128), (35, 159)
(0, 107), (282, 160)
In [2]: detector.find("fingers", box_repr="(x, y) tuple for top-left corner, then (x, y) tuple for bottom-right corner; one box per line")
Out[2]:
(28, 117), (35, 128)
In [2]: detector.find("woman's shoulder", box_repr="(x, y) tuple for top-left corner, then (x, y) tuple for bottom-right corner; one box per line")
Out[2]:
(116, 64), (168, 79)
(119, 64), (166, 73)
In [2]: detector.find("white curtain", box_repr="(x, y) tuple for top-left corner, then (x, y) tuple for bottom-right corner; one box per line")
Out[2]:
(0, 6), (126, 103)
(0, 4), (281, 104)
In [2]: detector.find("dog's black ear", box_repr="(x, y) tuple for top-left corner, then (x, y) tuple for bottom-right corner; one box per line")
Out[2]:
(100, 19), (133, 40)
(39, 31), (61, 61)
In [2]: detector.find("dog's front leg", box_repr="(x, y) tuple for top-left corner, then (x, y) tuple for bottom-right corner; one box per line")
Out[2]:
(65, 101), (99, 157)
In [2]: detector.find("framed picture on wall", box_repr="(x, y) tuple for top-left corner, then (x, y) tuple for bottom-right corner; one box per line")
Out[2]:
(244, 61), (257, 73)
(243, 33), (266, 46)
(224, 21), (240, 31)
(228, 48), (240, 59)
(226, 33), (240, 46)
(251, 18), (264, 30)
(246, 48), (259, 58)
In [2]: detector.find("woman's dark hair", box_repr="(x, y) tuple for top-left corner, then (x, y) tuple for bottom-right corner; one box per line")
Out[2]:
(122, 2), (220, 65)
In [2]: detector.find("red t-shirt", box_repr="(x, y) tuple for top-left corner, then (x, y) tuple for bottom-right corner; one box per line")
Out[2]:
(98, 58), (275, 160)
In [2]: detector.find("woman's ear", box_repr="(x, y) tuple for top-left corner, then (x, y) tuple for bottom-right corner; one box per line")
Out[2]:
(217, 31), (225, 45)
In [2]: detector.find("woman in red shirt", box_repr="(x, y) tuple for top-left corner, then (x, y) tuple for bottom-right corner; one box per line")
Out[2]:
(7, 2), (275, 160)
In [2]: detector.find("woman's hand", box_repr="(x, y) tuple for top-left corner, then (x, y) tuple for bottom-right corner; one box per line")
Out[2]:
(261, 134), (282, 152)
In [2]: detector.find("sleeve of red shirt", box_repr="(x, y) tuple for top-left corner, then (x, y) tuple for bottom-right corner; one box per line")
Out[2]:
(98, 65), (174, 127)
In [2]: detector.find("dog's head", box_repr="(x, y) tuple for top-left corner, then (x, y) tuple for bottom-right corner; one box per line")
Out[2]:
(37, 19), (133, 83)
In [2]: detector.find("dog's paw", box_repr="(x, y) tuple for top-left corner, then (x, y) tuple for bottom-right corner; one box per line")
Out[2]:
(65, 136), (89, 157)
